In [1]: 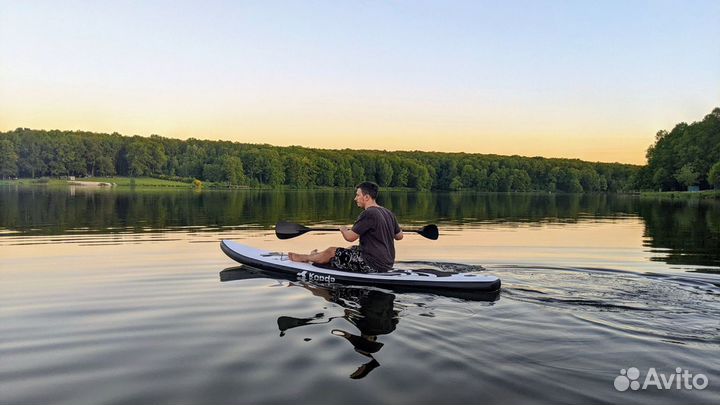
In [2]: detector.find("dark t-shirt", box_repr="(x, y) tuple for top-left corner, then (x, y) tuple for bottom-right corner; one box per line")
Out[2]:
(351, 206), (401, 272)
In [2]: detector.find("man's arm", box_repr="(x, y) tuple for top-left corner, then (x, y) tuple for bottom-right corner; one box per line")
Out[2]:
(340, 226), (359, 242)
(393, 214), (403, 240)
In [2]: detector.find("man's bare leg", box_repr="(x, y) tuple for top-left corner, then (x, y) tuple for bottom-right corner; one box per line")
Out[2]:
(288, 249), (313, 262)
(289, 247), (338, 264)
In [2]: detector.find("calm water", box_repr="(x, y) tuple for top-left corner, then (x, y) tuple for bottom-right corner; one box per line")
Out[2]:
(1, 187), (719, 404)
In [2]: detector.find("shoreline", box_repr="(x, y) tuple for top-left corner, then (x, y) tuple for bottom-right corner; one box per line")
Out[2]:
(640, 190), (720, 199)
(2, 177), (719, 198)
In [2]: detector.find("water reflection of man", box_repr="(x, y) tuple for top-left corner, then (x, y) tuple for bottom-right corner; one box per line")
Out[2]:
(279, 284), (399, 379)
(220, 266), (500, 378)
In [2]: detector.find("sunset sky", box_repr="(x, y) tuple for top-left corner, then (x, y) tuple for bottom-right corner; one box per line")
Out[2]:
(1, 1), (718, 164)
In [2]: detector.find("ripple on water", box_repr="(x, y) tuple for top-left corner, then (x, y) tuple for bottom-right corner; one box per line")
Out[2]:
(4, 254), (720, 404)
(488, 265), (720, 347)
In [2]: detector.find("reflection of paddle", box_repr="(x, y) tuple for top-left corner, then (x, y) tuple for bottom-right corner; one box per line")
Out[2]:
(332, 329), (384, 354)
(275, 221), (439, 240)
(277, 314), (341, 336)
(350, 358), (380, 379)
(219, 267), (268, 282)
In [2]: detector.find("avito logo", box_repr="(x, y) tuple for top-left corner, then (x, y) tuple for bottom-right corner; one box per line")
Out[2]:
(614, 367), (709, 392)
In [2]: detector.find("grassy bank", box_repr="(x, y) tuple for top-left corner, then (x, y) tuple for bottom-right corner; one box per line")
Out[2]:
(1, 177), (193, 188)
(0, 176), (268, 189)
(84, 177), (193, 187)
(640, 190), (720, 200)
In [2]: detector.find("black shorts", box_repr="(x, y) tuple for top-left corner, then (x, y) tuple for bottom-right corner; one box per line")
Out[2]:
(331, 246), (377, 273)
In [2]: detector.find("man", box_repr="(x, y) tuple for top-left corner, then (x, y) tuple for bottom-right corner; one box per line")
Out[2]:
(288, 181), (403, 273)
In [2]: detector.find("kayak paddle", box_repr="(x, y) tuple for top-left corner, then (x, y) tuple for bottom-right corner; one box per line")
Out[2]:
(275, 221), (439, 240)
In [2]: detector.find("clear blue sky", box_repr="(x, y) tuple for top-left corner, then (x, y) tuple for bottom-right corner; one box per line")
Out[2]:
(1, 0), (718, 163)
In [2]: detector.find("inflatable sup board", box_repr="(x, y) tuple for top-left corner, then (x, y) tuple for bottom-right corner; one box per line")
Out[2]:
(221, 240), (501, 292)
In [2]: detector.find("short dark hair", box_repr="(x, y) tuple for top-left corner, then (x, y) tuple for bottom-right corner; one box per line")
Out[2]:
(356, 181), (379, 200)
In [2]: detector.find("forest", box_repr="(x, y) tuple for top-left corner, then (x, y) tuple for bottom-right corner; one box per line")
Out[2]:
(0, 127), (643, 192)
(639, 107), (720, 191)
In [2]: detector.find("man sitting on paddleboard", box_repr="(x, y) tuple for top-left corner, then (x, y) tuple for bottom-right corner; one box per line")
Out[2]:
(288, 181), (403, 273)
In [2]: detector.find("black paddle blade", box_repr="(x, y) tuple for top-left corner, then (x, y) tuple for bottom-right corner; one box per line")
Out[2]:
(418, 224), (439, 240)
(275, 221), (311, 239)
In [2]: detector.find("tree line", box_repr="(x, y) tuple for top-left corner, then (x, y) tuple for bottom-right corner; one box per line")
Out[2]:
(638, 107), (720, 191)
(0, 128), (640, 192)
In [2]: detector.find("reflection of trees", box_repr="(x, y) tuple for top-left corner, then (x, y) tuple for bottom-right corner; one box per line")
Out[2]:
(3, 187), (719, 268)
(1, 188), (647, 235)
(637, 199), (720, 268)
(0, 188), (643, 234)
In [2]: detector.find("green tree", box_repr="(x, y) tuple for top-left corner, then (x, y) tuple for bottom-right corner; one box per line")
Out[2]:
(350, 160), (365, 184)
(546, 167), (560, 192)
(510, 169), (531, 191)
(242, 149), (285, 185)
(557, 168), (583, 193)
(645, 108), (720, 190)
(460, 164), (478, 189)
(84, 137), (103, 176)
(408, 163), (431, 191)
(203, 163), (224, 182)
(315, 157), (336, 186)
(46, 141), (68, 176)
(376, 158), (394, 186)
(708, 161), (720, 189)
(284, 155), (314, 187)
(17, 134), (46, 177)
(598, 175), (608, 192)
(485, 171), (499, 191)
(494, 168), (513, 191)
(149, 141), (168, 175)
(333, 158), (353, 187)
(0, 139), (18, 178)
(580, 168), (601, 192)
(178, 143), (206, 178)
(449, 176), (463, 191)
(675, 163), (699, 189)
(652, 167), (672, 191)
(435, 159), (457, 189)
(390, 160), (409, 188)
(221, 155), (245, 185)
(63, 136), (87, 176)
(125, 139), (153, 176)
(96, 156), (116, 176)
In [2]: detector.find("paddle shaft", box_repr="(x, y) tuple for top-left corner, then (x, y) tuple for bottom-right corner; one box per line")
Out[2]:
(301, 227), (426, 233)
(275, 221), (438, 240)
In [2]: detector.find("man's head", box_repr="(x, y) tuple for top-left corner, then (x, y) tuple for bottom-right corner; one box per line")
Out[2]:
(354, 181), (379, 208)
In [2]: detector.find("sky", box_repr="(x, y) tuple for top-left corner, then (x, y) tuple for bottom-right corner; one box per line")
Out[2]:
(1, 1), (719, 164)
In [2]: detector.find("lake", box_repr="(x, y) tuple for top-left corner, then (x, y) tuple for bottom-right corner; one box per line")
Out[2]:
(1, 186), (718, 404)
